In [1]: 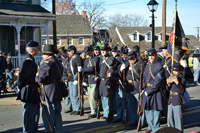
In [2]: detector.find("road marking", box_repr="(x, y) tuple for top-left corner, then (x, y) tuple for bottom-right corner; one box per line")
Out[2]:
(183, 109), (200, 115)
(74, 123), (121, 133)
(184, 106), (200, 112)
(92, 125), (132, 133)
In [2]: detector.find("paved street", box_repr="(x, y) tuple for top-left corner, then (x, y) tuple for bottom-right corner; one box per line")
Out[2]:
(0, 83), (200, 133)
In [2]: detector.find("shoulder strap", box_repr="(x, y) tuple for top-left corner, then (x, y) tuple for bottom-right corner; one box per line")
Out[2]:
(49, 59), (62, 78)
(149, 64), (155, 79)
(132, 66), (140, 78)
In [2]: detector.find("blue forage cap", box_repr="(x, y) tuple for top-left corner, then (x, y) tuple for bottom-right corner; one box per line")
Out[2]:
(84, 46), (92, 54)
(67, 45), (76, 51)
(111, 45), (118, 52)
(127, 50), (137, 60)
(26, 40), (39, 47)
(147, 48), (157, 55)
(100, 42), (111, 50)
(94, 46), (100, 50)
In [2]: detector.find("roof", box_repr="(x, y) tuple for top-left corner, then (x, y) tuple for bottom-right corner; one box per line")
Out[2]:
(0, 2), (54, 17)
(115, 27), (200, 51)
(42, 15), (92, 36)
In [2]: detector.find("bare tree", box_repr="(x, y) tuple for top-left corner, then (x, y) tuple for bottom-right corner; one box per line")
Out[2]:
(56, 0), (76, 15)
(78, 0), (106, 28)
(105, 13), (148, 29)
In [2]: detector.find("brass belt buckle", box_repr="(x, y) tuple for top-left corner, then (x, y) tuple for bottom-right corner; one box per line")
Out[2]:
(128, 80), (132, 83)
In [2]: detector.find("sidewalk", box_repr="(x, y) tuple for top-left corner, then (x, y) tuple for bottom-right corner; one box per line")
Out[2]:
(0, 89), (88, 106)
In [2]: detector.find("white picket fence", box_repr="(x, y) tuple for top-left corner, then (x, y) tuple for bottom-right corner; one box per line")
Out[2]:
(11, 56), (43, 69)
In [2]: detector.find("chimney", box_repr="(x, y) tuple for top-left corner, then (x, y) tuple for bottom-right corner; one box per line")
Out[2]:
(81, 11), (87, 18)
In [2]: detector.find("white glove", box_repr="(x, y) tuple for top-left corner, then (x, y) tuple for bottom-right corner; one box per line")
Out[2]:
(73, 80), (78, 85)
(82, 82), (88, 87)
(120, 64), (126, 71)
(94, 77), (99, 82)
(145, 91), (148, 96)
(107, 86), (110, 88)
(78, 66), (83, 72)
(16, 87), (20, 94)
(64, 81), (68, 86)
(140, 90), (144, 96)
(108, 73), (111, 77)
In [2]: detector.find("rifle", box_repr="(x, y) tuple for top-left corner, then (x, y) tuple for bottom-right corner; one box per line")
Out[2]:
(137, 64), (143, 132)
(122, 69), (127, 127)
(38, 85), (53, 133)
(106, 68), (112, 123)
(78, 62), (84, 116)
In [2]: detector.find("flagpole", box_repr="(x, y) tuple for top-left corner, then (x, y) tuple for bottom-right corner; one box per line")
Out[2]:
(171, 1), (177, 69)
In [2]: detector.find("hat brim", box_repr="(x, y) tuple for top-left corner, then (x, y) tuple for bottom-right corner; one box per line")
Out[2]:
(41, 51), (55, 54)
(159, 47), (167, 49)
(148, 53), (157, 56)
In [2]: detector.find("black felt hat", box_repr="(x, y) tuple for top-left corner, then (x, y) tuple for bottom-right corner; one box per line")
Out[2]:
(84, 46), (92, 54)
(101, 43), (111, 50)
(171, 63), (183, 71)
(106, 56), (117, 66)
(111, 45), (118, 52)
(42, 44), (57, 54)
(133, 45), (140, 52)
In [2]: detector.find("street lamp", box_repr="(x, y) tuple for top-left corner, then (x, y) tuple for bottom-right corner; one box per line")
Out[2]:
(147, 0), (159, 48)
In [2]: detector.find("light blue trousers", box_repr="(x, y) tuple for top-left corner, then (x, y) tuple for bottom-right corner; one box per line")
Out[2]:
(64, 88), (72, 111)
(101, 96), (109, 117)
(42, 102), (64, 133)
(23, 103), (39, 133)
(6, 72), (13, 87)
(193, 68), (200, 85)
(167, 103), (183, 132)
(145, 110), (161, 132)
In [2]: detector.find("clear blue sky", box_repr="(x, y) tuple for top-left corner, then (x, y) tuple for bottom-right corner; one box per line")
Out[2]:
(43, 0), (200, 36)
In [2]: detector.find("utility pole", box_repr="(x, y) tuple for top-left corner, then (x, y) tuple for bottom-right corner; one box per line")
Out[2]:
(52, 0), (57, 49)
(195, 27), (200, 41)
(162, 0), (166, 46)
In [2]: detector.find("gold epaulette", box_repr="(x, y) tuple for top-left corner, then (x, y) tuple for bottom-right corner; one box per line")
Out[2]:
(44, 61), (49, 63)
(26, 58), (32, 61)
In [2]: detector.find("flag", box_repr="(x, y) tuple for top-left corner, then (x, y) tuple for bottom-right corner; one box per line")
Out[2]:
(92, 27), (99, 33)
(167, 10), (189, 63)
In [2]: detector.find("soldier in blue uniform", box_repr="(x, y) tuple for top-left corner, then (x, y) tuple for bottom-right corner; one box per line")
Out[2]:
(17, 40), (40, 133)
(66, 45), (83, 116)
(166, 63), (186, 132)
(120, 51), (141, 126)
(142, 48), (164, 133)
(156, 46), (165, 63)
(98, 43), (112, 119)
(94, 46), (100, 57)
(133, 45), (145, 66)
(36, 44), (64, 133)
(59, 47), (72, 113)
(78, 46), (100, 118)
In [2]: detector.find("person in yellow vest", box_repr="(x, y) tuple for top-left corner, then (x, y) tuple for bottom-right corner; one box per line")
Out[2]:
(188, 54), (194, 74)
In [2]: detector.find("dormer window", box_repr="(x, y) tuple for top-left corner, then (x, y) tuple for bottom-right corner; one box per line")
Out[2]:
(129, 31), (139, 42)
(145, 31), (152, 42)
(158, 33), (162, 41)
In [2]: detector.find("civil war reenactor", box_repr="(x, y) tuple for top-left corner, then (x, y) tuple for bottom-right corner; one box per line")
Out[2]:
(98, 43), (112, 119)
(77, 46), (100, 119)
(160, 43), (171, 122)
(67, 45), (83, 116)
(166, 63), (186, 132)
(17, 40), (40, 133)
(110, 45), (124, 123)
(133, 45), (145, 66)
(0, 50), (8, 93)
(36, 44), (64, 133)
(61, 48), (73, 114)
(94, 46), (101, 57)
(142, 48), (164, 133)
(120, 51), (141, 126)
(156, 46), (165, 63)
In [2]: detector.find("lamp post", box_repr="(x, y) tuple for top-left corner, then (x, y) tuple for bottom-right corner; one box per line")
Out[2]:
(147, 0), (159, 48)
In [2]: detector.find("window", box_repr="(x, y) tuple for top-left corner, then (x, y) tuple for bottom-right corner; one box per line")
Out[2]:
(79, 37), (84, 45)
(67, 37), (73, 45)
(147, 33), (151, 41)
(133, 34), (137, 40)
(57, 38), (61, 46)
(42, 38), (47, 45)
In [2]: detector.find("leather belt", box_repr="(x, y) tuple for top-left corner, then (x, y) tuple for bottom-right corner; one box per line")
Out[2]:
(170, 91), (181, 95)
(146, 83), (152, 87)
(87, 75), (95, 78)
(26, 85), (37, 88)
